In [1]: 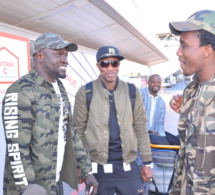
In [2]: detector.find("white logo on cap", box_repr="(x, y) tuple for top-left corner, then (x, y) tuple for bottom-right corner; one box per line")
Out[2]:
(108, 48), (115, 54)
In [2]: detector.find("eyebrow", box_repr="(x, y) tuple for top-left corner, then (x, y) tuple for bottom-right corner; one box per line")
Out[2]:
(180, 38), (189, 45)
(179, 40), (184, 44)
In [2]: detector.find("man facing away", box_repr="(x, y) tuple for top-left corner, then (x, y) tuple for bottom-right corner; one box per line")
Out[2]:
(73, 46), (153, 195)
(169, 10), (215, 194)
(2, 33), (98, 195)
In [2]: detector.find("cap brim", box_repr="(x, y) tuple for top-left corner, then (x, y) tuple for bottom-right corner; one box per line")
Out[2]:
(65, 43), (78, 52)
(169, 21), (201, 35)
(115, 56), (124, 61)
(98, 55), (125, 62)
(49, 42), (78, 52)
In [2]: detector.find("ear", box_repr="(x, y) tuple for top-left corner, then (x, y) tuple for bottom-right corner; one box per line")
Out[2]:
(35, 52), (43, 63)
(203, 44), (213, 58)
(96, 62), (100, 70)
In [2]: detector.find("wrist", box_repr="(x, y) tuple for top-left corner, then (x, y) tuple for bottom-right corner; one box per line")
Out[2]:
(87, 171), (93, 175)
(143, 163), (153, 168)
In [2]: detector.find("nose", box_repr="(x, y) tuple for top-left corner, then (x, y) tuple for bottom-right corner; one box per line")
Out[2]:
(106, 63), (114, 70)
(176, 46), (182, 57)
(61, 56), (68, 64)
(155, 82), (161, 86)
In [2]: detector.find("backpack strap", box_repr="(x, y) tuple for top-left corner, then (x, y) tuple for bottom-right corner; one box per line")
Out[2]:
(85, 81), (93, 112)
(127, 82), (136, 111)
(86, 81), (136, 112)
(151, 177), (160, 193)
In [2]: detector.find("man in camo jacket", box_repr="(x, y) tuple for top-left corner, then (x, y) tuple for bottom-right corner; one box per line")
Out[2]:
(2, 33), (98, 195)
(169, 10), (215, 194)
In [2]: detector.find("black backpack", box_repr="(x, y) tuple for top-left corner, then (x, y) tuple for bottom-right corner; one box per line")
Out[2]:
(85, 81), (136, 112)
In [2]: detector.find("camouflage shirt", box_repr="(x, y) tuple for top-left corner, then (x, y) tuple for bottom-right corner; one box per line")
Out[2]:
(2, 68), (91, 195)
(170, 76), (215, 195)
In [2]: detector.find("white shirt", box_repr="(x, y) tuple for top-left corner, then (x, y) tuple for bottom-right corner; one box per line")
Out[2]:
(52, 82), (66, 182)
(148, 89), (158, 129)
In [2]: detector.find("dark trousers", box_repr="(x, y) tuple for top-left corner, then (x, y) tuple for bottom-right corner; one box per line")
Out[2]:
(165, 131), (180, 145)
(95, 179), (144, 195)
(94, 162), (144, 195)
(149, 132), (180, 146)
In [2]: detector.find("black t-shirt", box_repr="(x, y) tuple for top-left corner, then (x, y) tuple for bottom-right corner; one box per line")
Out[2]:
(107, 90), (123, 163)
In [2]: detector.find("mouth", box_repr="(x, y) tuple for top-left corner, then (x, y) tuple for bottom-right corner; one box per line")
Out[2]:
(179, 61), (184, 65)
(179, 58), (185, 65)
(179, 59), (186, 69)
(59, 66), (67, 71)
(106, 72), (116, 77)
(153, 86), (160, 90)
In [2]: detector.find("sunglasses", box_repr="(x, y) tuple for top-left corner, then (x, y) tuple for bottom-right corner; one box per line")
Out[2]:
(100, 60), (120, 68)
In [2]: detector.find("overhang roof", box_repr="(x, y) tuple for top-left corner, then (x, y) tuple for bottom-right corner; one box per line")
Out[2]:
(0, 0), (168, 66)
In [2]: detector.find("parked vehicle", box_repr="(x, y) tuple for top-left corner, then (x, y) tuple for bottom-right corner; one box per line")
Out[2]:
(162, 78), (173, 88)
(162, 76), (176, 88)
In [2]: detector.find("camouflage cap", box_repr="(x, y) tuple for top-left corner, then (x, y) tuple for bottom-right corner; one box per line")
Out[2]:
(32, 33), (78, 55)
(169, 10), (215, 35)
(96, 46), (124, 62)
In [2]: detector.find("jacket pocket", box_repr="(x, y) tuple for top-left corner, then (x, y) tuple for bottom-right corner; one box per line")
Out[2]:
(195, 135), (215, 176)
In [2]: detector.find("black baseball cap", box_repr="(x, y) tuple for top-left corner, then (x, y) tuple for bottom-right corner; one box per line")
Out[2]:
(96, 46), (124, 62)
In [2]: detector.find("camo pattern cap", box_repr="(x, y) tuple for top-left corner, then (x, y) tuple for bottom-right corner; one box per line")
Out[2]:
(32, 33), (78, 55)
(169, 10), (215, 35)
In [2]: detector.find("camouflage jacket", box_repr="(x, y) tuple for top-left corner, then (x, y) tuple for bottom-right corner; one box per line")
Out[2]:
(171, 76), (215, 195)
(2, 68), (91, 195)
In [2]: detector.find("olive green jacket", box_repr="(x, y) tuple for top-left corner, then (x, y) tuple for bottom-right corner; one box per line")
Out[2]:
(73, 77), (152, 165)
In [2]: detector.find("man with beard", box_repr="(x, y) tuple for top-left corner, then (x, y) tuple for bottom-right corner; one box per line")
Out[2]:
(136, 74), (179, 168)
(2, 33), (98, 195)
(139, 74), (179, 144)
(140, 74), (166, 136)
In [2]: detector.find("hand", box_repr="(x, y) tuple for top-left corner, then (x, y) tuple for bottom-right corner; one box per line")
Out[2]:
(84, 174), (98, 195)
(77, 168), (83, 183)
(141, 166), (153, 182)
(169, 94), (182, 113)
(149, 129), (159, 135)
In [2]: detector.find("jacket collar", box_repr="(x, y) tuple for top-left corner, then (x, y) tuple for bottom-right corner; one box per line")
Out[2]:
(99, 75), (119, 91)
(29, 68), (63, 88)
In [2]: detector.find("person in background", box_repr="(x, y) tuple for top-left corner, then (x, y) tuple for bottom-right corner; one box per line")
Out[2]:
(169, 10), (215, 194)
(2, 33), (98, 195)
(140, 74), (179, 144)
(141, 74), (166, 136)
(73, 46), (152, 195)
(136, 74), (179, 166)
